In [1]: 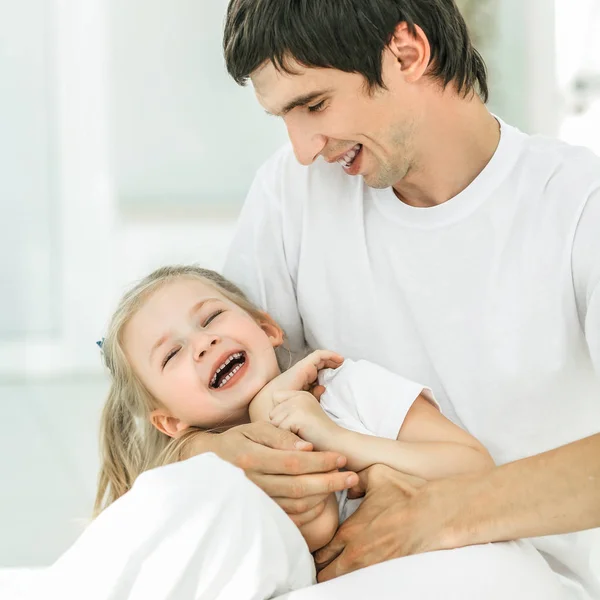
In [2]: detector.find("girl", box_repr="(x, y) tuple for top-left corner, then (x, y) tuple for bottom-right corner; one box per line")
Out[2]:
(95, 264), (495, 552)
(37, 263), (564, 600)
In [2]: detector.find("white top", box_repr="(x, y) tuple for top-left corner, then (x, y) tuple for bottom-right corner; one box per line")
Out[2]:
(224, 119), (600, 596)
(318, 358), (438, 440)
(318, 358), (437, 524)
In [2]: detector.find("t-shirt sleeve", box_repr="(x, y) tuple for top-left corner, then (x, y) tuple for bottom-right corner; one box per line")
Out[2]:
(223, 151), (308, 364)
(572, 187), (600, 376)
(318, 359), (440, 440)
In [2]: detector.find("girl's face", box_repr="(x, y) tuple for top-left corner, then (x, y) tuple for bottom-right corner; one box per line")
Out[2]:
(123, 277), (283, 435)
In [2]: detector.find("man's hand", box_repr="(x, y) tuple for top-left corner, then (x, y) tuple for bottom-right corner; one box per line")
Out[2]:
(182, 421), (358, 526)
(269, 390), (342, 449)
(315, 434), (600, 582)
(314, 464), (458, 582)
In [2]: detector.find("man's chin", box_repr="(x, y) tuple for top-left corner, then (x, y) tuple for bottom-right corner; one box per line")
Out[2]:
(363, 172), (393, 190)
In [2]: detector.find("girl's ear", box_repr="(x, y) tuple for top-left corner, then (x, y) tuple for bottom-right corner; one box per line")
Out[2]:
(150, 410), (190, 438)
(259, 313), (284, 348)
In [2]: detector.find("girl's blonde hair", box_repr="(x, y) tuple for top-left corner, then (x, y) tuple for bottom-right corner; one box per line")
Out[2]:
(94, 265), (272, 516)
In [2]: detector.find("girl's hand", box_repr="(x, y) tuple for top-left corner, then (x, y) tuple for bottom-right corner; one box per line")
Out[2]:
(267, 349), (344, 394)
(269, 390), (341, 449)
(249, 350), (343, 423)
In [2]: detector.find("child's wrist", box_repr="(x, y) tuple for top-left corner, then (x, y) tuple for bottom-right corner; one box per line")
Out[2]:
(313, 420), (348, 452)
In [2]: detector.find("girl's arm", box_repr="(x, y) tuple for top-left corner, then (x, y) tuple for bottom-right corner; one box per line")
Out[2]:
(269, 391), (494, 480)
(319, 395), (495, 479)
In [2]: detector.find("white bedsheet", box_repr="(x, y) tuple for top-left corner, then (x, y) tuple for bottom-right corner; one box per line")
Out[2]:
(1, 454), (580, 600)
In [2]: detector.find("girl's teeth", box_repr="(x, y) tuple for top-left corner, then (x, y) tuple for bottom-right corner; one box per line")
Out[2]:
(218, 362), (243, 388)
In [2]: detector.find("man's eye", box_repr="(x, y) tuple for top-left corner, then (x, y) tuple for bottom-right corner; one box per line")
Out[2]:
(162, 348), (180, 368)
(203, 309), (224, 327)
(308, 101), (326, 113)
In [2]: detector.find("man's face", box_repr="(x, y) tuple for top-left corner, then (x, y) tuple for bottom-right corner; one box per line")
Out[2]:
(251, 50), (421, 189)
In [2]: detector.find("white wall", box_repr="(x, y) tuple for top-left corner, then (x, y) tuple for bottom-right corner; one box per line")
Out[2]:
(109, 0), (287, 212)
(0, 0), (60, 338)
(480, 0), (559, 135)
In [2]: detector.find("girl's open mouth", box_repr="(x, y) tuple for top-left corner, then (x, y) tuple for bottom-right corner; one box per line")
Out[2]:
(210, 352), (248, 390)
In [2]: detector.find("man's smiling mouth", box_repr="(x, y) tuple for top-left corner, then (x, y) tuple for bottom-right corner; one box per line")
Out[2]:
(337, 144), (362, 169)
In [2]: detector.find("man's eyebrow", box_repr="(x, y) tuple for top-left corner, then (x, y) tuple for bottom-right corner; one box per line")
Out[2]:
(148, 298), (220, 362)
(266, 90), (331, 117)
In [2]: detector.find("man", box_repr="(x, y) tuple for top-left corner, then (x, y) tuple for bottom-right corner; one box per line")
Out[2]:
(188, 0), (600, 596)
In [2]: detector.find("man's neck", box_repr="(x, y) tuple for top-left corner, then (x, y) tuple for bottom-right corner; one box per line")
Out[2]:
(392, 98), (500, 208)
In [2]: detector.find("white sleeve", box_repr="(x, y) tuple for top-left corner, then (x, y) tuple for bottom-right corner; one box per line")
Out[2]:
(572, 187), (600, 375)
(223, 149), (308, 363)
(318, 359), (440, 440)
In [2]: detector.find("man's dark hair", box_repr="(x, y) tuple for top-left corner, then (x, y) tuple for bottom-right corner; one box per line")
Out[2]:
(223, 0), (488, 102)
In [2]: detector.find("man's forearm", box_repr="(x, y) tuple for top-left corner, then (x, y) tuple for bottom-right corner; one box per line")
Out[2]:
(447, 433), (600, 546)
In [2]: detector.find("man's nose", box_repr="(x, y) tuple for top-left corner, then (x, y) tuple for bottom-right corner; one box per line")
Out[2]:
(284, 116), (327, 166)
(193, 333), (220, 361)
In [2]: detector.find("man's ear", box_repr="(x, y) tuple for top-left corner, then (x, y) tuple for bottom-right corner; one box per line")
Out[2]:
(388, 22), (431, 83)
(259, 314), (284, 348)
(150, 410), (190, 438)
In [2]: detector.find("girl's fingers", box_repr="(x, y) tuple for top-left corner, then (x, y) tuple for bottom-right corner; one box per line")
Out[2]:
(272, 390), (298, 405)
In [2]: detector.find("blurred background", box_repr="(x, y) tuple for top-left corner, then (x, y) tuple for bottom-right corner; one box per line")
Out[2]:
(1, 0), (599, 568)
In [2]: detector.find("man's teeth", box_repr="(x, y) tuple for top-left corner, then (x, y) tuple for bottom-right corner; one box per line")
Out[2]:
(210, 352), (244, 387)
(337, 144), (362, 168)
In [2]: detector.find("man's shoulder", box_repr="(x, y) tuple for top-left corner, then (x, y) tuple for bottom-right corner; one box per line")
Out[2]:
(509, 129), (600, 223)
(522, 131), (600, 187)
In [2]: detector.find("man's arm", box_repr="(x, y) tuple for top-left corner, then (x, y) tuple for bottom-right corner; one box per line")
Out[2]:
(450, 433), (600, 545)
(314, 433), (600, 582)
(176, 423), (358, 526)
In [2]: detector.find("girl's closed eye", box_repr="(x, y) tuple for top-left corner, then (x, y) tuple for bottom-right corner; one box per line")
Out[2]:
(162, 347), (180, 368)
(203, 309), (224, 326)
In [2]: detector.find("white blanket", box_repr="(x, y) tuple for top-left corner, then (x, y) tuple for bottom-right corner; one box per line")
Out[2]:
(8, 454), (579, 600)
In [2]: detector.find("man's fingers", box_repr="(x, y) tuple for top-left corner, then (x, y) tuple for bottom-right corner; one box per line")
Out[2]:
(288, 499), (328, 527)
(242, 421), (312, 451)
(346, 466), (372, 499)
(252, 470), (357, 498)
(316, 554), (348, 583)
(314, 537), (346, 577)
(272, 493), (329, 515)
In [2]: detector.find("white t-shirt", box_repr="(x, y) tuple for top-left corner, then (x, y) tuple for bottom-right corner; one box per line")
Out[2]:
(318, 358), (437, 522)
(223, 119), (600, 596)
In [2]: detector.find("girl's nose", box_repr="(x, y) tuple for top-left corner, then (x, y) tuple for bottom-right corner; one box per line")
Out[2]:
(194, 333), (220, 360)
